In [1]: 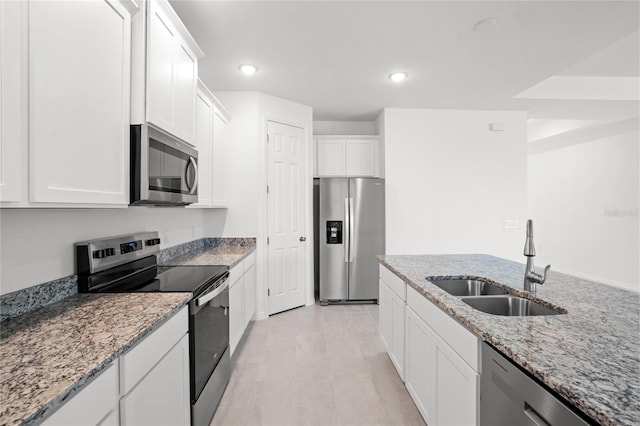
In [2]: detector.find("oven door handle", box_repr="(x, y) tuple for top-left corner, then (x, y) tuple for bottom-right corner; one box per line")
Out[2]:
(195, 278), (229, 307)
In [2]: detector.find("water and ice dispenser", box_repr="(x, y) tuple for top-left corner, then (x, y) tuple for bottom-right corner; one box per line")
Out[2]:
(326, 221), (343, 244)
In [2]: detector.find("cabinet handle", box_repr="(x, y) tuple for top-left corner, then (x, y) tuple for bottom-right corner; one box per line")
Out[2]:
(524, 403), (550, 426)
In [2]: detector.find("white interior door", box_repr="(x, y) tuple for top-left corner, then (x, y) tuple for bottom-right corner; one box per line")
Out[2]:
(267, 121), (307, 315)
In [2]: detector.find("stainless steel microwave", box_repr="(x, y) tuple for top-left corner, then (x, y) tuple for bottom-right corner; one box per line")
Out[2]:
(130, 124), (198, 206)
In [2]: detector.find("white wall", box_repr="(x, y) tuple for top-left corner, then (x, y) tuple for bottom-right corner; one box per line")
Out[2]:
(313, 120), (377, 135)
(528, 119), (639, 290)
(0, 208), (208, 294)
(384, 108), (528, 261)
(212, 91), (314, 317)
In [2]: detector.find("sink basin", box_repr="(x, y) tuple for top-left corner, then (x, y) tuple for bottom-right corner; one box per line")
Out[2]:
(429, 278), (510, 296)
(462, 296), (563, 316)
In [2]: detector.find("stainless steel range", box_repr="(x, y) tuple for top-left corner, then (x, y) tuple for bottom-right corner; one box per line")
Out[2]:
(76, 232), (230, 426)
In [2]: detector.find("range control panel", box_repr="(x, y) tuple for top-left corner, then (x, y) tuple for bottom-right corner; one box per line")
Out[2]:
(77, 231), (161, 275)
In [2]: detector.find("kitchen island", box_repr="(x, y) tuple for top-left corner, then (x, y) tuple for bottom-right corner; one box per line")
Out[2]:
(378, 254), (639, 426)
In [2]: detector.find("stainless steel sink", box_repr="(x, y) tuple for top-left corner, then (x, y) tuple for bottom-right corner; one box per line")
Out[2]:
(429, 278), (510, 296)
(462, 296), (564, 316)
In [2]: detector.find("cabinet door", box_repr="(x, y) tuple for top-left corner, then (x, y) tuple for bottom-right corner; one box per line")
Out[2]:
(433, 333), (479, 426)
(28, 0), (131, 204)
(146, 1), (196, 144)
(316, 139), (346, 176)
(379, 280), (393, 353)
(244, 264), (256, 327)
(379, 279), (405, 379)
(390, 288), (405, 379)
(146, 2), (174, 135)
(405, 307), (434, 426)
(346, 139), (377, 177)
(120, 334), (190, 426)
(0, 1), (27, 203)
(229, 277), (244, 356)
(42, 363), (117, 426)
(193, 88), (213, 206)
(211, 107), (229, 206)
(173, 44), (197, 143)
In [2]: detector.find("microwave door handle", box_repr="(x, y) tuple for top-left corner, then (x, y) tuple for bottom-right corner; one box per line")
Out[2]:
(185, 157), (198, 194)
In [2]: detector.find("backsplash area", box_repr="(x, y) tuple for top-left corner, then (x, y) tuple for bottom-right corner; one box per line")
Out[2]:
(0, 237), (255, 322)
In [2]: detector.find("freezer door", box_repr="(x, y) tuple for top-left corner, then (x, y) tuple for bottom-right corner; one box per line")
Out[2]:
(319, 179), (349, 301)
(348, 178), (385, 300)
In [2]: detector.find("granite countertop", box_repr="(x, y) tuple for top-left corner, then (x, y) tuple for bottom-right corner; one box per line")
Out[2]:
(378, 254), (640, 426)
(0, 292), (191, 426)
(159, 241), (256, 268)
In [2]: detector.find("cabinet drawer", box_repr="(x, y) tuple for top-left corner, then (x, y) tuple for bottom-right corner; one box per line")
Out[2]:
(407, 285), (479, 371)
(380, 265), (406, 301)
(228, 261), (244, 288)
(120, 307), (188, 394)
(243, 251), (256, 269)
(42, 363), (117, 426)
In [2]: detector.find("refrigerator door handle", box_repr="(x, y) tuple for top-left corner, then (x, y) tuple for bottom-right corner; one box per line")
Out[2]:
(349, 197), (355, 262)
(344, 197), (350, 263)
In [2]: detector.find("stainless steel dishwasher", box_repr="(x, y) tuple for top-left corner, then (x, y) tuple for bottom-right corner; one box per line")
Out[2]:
(481, 342), (593, 426)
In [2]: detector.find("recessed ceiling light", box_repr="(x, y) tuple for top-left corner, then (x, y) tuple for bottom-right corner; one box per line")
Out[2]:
(473, 18), (497, 32)
(389, 72), (408, 82)
(239, 64), (259, 75)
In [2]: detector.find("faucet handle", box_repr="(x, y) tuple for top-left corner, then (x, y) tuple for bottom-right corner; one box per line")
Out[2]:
(542, 264), (551, 282)
(529, 265), (551, 285)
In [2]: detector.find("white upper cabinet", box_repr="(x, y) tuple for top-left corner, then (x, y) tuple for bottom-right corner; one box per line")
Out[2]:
(28, 0), (135, 205)
(193, 82), (214, 207)
(315, 136), (379, 177)
(0, 1), (28, 203)
(191, 80), (230, 208)
(211, 104), (230, 207)
(134, 0), (203, 145)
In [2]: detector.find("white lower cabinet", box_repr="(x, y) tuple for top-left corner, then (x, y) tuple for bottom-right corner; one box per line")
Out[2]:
(432, 332), (479, 426)
(229, 252), (257, 356)
(244, 262), (256, 327)
(379, 266), (406, 380)
(379, 265), (480, 426)
(229, 269), (244, 356)
(42, 307), (189, 426)
(120, 334), (190, 426)
(405, 284), (480, 426)
(42, 363), (118, 426)
(405, 306), (435, 425)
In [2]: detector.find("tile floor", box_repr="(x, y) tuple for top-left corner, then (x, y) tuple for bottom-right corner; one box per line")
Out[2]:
(211, 301), (426, 426)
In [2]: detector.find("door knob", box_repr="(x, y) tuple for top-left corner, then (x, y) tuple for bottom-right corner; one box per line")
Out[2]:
(300, 236), (307, 242)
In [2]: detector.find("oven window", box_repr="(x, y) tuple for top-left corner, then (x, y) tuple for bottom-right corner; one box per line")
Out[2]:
(148, 138), (197, 194)
(191, 288), (229, 400)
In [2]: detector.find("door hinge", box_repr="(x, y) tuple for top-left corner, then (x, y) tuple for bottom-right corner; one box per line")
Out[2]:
(266, 185), (269, 194)
(266, 134), (270, 143)
(267, 237), (270, 245)
(268, 288), (270, 297)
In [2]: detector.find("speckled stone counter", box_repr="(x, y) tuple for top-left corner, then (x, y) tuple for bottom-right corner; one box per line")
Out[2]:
(159, 238), (256, 268)
(377, 254), (640, 426)
(0, 292), (191, 426)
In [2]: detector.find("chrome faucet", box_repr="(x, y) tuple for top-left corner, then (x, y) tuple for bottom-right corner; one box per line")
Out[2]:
(523, 219), (551, 293)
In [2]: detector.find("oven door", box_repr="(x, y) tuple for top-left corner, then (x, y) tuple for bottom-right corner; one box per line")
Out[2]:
(189, 278), (230, 402)
(130, 123), (198, 205)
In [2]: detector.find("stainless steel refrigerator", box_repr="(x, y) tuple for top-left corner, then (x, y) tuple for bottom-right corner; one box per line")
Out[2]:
(319, 178), (385, 304)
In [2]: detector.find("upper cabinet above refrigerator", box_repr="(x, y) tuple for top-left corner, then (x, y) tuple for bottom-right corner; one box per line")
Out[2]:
(131, 0), (204, 146)
(314, 135), (381, 178)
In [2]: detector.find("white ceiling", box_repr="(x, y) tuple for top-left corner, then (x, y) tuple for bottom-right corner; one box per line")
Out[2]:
(171, 1), (640, 122)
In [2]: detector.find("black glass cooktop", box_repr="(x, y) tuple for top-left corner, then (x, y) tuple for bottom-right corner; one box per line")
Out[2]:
(140, 265), (228, 297)
(79, 255), (228, 297)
